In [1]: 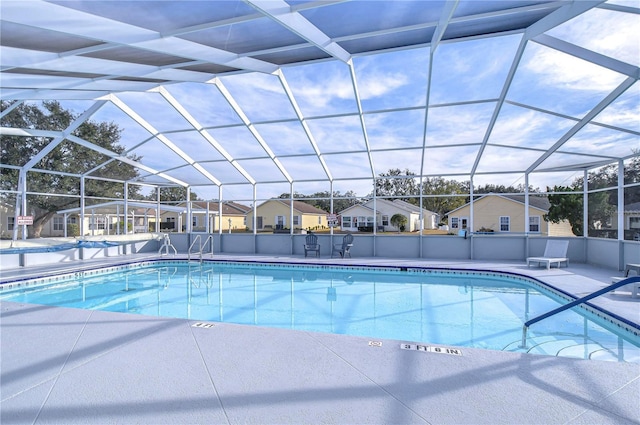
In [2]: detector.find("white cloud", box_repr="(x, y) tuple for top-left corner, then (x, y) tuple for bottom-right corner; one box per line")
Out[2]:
(528, 6), (639, 92)
(291, 73), (355, 109)
(524, 44), (624, 92)
(357, 71), (409, 99)
(548, 7), (639, 67)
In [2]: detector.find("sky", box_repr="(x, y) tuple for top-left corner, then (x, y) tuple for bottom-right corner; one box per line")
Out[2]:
(29, 0), (640, 203)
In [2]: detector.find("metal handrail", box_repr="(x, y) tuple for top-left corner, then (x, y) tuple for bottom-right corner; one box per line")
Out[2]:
(188, 235), (201, 261)
(158, 233), (177, 256)
(202, 234), (214, 258)
(521, 276), (640, 348)
(187, 234), (215, 261)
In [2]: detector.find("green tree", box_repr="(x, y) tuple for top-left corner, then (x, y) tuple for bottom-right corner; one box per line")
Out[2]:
(375, 168), (419, 204)
(421, 177), (467, 219)
(390, 213), (407, 232)
(147, 187), (200, 203)
(277, 190), (360, 213)
(1, 101), (140, 237)
(544, 185), (583, 236)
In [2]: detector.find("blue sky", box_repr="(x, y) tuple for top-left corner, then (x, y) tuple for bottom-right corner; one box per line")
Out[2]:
(49, 1), (640, 202)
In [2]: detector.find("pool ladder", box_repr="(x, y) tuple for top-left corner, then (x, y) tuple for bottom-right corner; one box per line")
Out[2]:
(188, 234), (214, 262)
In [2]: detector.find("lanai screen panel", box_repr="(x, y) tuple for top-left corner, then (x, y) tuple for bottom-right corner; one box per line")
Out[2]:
(0, 0), (638, 201)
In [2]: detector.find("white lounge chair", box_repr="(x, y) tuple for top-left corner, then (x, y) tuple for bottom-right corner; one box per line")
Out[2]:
(611, 264), (640, 298)
(527, 240), (569, 270)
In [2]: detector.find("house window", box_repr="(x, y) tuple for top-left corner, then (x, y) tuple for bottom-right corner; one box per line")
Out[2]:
(318, 216), (321, 225)
(7, 217), (15, 231)
(192, 216), (198, 227)
(366, 216), (374, 228)
(529, 216), (541, 233)
(500, 216), (510, 232)
(293, 215), (300, 226)
(275, 215), (285, 229)
(630, 217), (640, 229)
(382, 215), (389, 226)
(342, 216), (352, 228)
(68, 216), (77, 225)
(53, 216), (64, 231)
(89, 217), (105, 230)
(161, 217), (176, 230)
(451, 217), (459, 229)
(243, 216), (247, 226)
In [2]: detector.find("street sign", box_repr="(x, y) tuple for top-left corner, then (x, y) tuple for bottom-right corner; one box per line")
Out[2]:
(17, 216), (33, 225)
(326, 214), (338, 227)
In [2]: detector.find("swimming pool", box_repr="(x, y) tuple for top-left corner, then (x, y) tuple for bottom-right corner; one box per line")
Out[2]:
(1, 260), (638, 363)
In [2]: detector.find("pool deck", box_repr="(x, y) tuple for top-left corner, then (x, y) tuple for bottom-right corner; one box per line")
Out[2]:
(1, 254), (639, 424)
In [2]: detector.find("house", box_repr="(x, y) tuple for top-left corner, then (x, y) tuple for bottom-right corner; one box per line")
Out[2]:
(0, 202), (14, 239)
(607, 201), (640, 240)
(246, 199), (329, 231)
(0, 201), (155, 238)
(338, 199), (439, 232)
(446, 194), (574, 236)
(159, 201), (251, 232)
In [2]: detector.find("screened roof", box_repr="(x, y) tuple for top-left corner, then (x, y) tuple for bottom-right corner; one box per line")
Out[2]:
(1, 0), (638, 201)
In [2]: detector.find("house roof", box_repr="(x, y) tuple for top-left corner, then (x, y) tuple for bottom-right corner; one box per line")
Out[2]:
(624, 202), (640, 213)
(339, 198), (437, 216)
(189, 201), (251, 215)
(391, 199), (438, 216)
(446, 193), (551, 216)
(501, 195), (551, 211)
(57, 201), (189, 215)
(258, 199), (328, 215)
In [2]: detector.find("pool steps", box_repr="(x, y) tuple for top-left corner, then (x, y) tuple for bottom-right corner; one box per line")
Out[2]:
(504, 336), (640, 363)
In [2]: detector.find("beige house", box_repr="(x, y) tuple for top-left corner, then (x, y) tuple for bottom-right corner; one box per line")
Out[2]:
(338, 199), (439, 232)
(246, 199), (329, 232)
(446, 194), (574, 236)
(0, 202), (16, 239)
(160, 201), (251, 232)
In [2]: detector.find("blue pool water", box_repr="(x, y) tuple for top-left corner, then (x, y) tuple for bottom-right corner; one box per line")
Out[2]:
(1, 261), (638, 362)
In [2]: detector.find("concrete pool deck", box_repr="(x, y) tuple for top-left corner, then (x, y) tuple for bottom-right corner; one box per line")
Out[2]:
(1, 255), (639, 424)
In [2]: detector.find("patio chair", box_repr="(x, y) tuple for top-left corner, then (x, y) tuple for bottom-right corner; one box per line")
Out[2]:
(304, 233), (320, 258)
(611, 264), (640, 298)
(526, 240), (569, 269)
(331, 233), (354, 258)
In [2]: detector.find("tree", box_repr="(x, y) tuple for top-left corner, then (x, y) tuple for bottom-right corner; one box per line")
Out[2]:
(147, 187), (200, 203)
(375, 168), (419, 204)
(1, 101), (141, 237)
(277, 190), (360, 213)
(544, 185), (583, 236)
(390, 213), (407, 232)
(421, 177), (467, 219)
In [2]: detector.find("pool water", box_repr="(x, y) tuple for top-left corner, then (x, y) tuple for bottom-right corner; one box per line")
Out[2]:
(1, 261), (638, 362)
